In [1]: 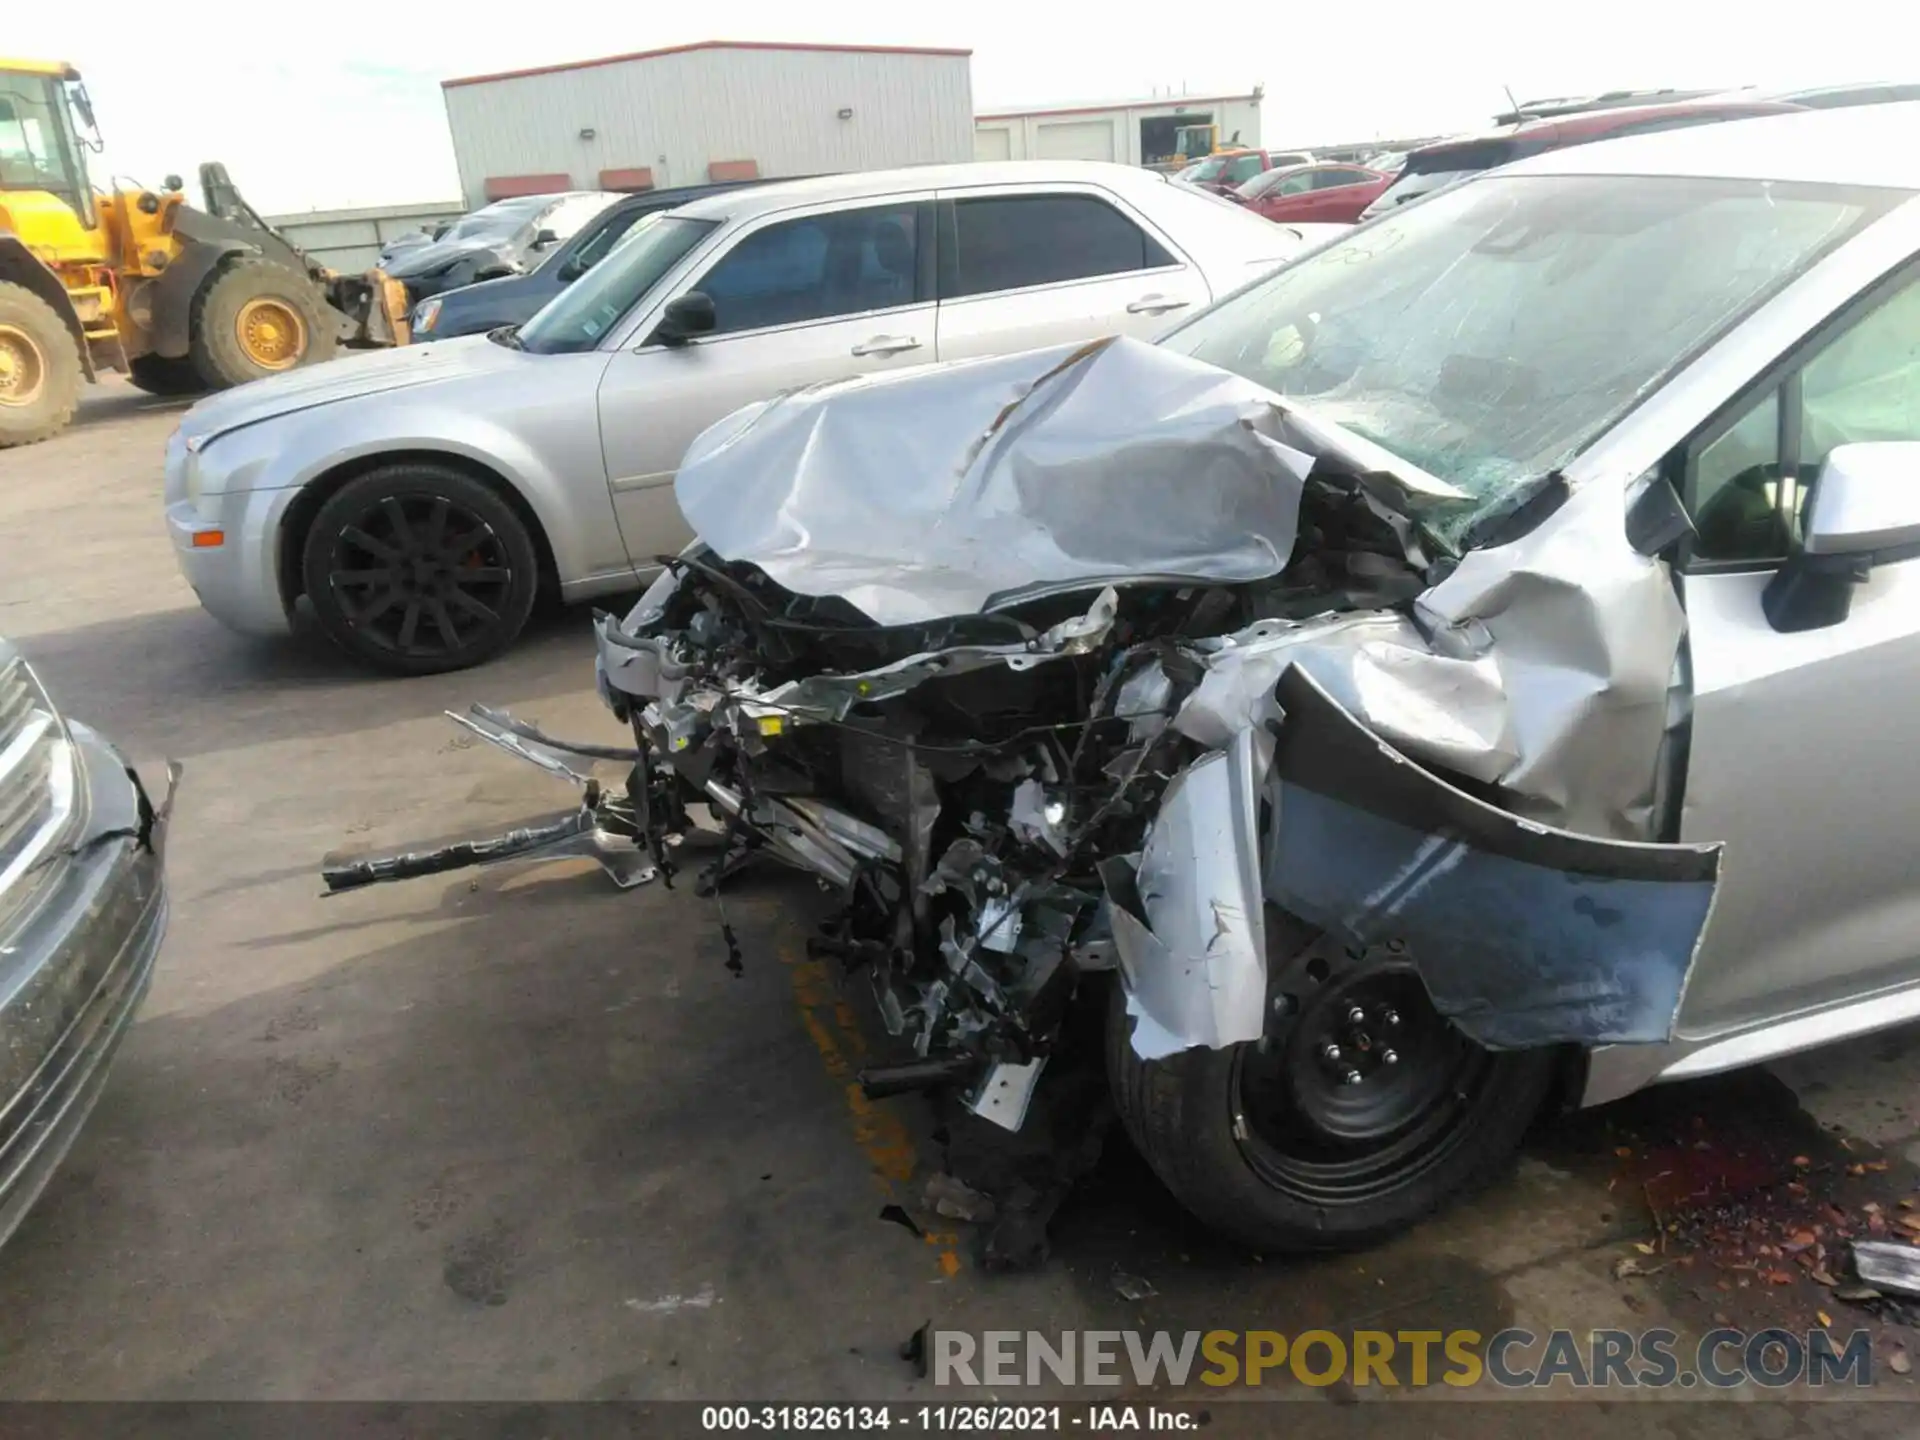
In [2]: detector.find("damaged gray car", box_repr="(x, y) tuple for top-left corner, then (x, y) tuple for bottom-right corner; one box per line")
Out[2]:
(331, 106), (1920, 1248)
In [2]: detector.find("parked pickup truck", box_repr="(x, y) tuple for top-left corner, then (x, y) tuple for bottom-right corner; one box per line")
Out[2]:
(1175, 148), (1315, 193)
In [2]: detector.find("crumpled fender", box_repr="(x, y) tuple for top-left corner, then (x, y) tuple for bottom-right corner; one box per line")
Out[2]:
(1109, 666), (1723, 1056)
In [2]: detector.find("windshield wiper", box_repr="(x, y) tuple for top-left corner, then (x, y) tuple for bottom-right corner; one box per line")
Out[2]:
(488, 324), (525, 351)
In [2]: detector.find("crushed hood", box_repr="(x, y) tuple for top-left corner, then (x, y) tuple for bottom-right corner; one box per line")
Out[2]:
(176, 334), (519, 444)
(672, 335), (1467, 627)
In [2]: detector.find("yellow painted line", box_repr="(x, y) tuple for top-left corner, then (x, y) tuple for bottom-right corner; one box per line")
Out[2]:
(780, 942), (965, 1279)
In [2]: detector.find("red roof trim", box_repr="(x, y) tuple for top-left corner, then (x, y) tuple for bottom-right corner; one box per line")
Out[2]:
(444, 39), (972, 88)
(975, 94), (1257, 122)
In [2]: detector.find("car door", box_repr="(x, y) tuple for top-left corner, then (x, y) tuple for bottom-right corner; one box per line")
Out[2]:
(595, 197), (935, 567)
(932, 186), (1212, 361)
(1674, 263), (1920, 1033)
(1299, 167), (1382, 221)
(1254, 169), (1318, 220)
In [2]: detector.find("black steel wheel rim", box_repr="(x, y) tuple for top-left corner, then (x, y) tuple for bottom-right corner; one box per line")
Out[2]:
(1232, 954), (1496, 1206)
(327, 493), (514, 660)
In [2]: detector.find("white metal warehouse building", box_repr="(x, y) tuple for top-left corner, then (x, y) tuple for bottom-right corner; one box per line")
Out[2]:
(972, 92), (1263, 168)
(440, 40), (975, 207)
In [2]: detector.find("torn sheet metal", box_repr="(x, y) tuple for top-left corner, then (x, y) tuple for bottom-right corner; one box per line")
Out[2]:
(702, 781), (900, 889)
(320, 798), (657, 895)
(1175, 610), (1518, 784)
(745, 590), (1120, 724)
(671, 336), (1316, 625)
(1105, 728), (1270, 1059)
(1414, 476), (1687, 840)
(1263, 668), (1720, 1049)
(968, 1057), (1048, 1133)
(1171, 472), (1685, 841)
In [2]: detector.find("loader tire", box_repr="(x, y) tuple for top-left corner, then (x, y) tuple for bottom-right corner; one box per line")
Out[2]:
(0, 282), (83, 448)
(189, 257), (337, 390)
(127, 353), (206, 397)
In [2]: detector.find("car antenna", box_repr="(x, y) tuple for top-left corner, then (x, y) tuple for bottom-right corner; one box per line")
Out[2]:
(1502, 83), (1523, 124)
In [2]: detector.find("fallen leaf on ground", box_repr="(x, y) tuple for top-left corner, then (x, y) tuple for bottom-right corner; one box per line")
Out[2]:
(1634, 1241), (1657, 1255)
(1817, 1310), (1833, 1327)
(1892, 1348), (1912, 1377)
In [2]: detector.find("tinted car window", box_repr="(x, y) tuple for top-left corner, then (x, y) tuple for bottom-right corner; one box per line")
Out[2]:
(1316, 167), (1376, 189)
(519, 214), (716, 354)
(945, 194), (1172, 299)
(1234, 169), (1292, 200)
(698, 204), (920, 336)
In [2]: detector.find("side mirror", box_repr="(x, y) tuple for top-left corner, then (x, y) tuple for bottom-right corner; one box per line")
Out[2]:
(653, 292), (716, 348)
(1763, 442), (1920, 632)
(533, 228), (560, 248)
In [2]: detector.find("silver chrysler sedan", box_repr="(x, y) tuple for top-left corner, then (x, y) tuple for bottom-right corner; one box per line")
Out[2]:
(328, 103), (1920, 1251)
(163, 162), (1321, 675)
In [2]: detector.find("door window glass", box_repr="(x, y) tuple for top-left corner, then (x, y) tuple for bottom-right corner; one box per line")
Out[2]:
(1693, 388), (1785, 559)
(696, 204), (919, 335)
(1800, 277), (1920, 460)
(946, 194), (1171, 298)
(0, 75), (75, 206)
(551, 206), (647, 275)
(1225, 155), (1266, 183)
(1691, 276), (1920, 561)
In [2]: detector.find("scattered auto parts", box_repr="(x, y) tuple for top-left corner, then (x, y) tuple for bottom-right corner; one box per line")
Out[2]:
(330, 334), (1721, 1136)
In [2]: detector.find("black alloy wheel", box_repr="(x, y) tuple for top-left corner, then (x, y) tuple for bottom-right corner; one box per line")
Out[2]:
(301, 464), (540, 675)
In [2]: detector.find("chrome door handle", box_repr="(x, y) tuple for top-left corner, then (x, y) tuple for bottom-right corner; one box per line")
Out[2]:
(851, 335), (922, 357)
(1126, 294), (1191, 315)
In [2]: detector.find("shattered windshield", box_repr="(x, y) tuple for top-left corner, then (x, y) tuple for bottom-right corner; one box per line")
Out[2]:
(1163, 173), (1897, 545)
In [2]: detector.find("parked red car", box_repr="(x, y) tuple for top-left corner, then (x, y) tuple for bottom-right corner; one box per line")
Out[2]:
(1232, 163), (1392, 224)
(1359, 96), (1807, 220)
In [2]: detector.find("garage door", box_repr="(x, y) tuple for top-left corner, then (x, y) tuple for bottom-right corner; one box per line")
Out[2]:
(1035, 120), (1116, 162)
(974, 127), (1013, 161)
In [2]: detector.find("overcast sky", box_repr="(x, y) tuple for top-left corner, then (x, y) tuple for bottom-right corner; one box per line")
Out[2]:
(11, 1), (1912, 214)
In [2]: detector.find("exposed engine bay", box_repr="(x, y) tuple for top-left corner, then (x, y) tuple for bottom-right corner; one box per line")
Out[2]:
(323, 336), (1723, 1145)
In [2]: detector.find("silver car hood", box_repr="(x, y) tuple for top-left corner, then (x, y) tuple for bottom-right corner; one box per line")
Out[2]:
(673, 335), (1464, 626)
(176, 334), (520, 444)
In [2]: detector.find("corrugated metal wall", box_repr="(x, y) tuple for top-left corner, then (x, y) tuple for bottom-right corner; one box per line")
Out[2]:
(265, 200), (467, 272)
(442, 48), (974, 207)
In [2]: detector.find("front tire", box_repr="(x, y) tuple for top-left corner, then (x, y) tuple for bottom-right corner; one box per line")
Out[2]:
(189, 257), (337, 389)
(301, 464), (541, 675)
(0, 281), (83, 448)
(1106, 931), (1557, 1252)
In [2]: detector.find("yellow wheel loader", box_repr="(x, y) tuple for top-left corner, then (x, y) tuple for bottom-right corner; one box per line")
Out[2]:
(0, 58), (408, 447)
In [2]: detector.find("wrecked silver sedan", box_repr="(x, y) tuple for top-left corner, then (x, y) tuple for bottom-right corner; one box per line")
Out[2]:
(335, 107), (1920, 1249)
